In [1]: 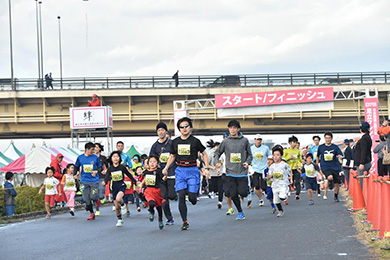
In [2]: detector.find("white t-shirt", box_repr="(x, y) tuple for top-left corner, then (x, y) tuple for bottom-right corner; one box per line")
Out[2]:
(63, 174), (77, 191)
(44, 177), (59, 195)
(302, 163), (321, 178)
(269, 161), (290, 189)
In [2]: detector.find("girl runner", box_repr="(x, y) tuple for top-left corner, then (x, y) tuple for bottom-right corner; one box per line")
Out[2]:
(39, 167), (60, 219)
(61, 164), (78, 216)
(134, 166), (147, 212)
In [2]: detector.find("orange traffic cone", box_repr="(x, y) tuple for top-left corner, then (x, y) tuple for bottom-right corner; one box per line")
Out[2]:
(366, 173), (376, 224)
(379, 179), (390, 238)
(362, 171), (369, 204)
(371, 176), (382, 231)
(351, 173), (366, 211)
(348, 170), (354, 197)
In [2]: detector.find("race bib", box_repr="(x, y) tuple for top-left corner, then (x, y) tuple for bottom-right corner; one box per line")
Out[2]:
(292, 154), (298, 159)
(178, 144), (191, 155)
(111, 171), (123, 181)
(160, 152), (170, 163)
(314, 152), (317, 158)
(83, 164), (93, 173)
(324, 153), (334, 161)
(46, 184), (54, 190)
(273, 172), (284, 180)
(230, 153), (242, 163)
(145, 175), (156, 186)
(125, 181), (132, 190)
(266, 179), (273, 186)
(306, 169), (314, 177)
(66, 180), (75, 187)
(254, 152), (264, 160)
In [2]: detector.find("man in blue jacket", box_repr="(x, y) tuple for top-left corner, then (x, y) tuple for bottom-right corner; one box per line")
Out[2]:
(4, 172), (17, 216)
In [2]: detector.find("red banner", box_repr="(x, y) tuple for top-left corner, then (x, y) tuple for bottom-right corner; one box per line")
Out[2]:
(215, 87), (334, 109)
(364, 97), (380, 174)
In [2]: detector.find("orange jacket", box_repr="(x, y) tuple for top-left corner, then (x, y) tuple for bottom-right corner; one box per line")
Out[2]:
(377, 125), (390, 136)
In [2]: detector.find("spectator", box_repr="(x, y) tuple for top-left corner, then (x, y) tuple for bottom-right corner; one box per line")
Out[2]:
(172, 70), (179, 87)
(373, 136), (389, 177)
(377, 119), (390, 138)
(354, 122), (372, 189)
(50, 153), (66, 206)
(3, 172), (17, 216)
(342, 139), (353, 189)
(45, 73), (53, 90)
(88, 94), (100, 107)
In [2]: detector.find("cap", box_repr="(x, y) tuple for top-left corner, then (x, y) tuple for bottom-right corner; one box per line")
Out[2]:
(267, 155), (274, 160)
(360, 121), (370, 132)
(255, 134), (263, 140)
(348, 139), (354, 143)
(56, 153), (64, 158)
(156, 122), (168, 131)
(92, 94), (98, 98)
(344, 139), (350, 144)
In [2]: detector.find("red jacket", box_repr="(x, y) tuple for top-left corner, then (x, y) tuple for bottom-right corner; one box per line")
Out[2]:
(378, 125), (390, 136)
(88, 98), (100, 107)
(50, 159), (62, 181)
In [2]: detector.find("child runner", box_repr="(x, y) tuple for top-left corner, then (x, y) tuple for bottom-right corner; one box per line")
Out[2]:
(298, 153), (325, 205)
(143, 155), (166, 230)
(134, 166), (146, 212)
(123, 170), (135, 217)
(102, 151), (137, 227)
(264, 155), (277, 214)
(39, 167), (60, 219)
(73, 142), (102, 220)
(163, 117), (210, 230)
(61, 164), (78, 216)
(283, 136), (302, 200)
(214, 120), (253, 221)
(266, 145), (292, 217)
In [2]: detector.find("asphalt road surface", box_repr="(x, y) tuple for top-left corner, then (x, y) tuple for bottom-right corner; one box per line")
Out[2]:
(0, 191), (373, 260)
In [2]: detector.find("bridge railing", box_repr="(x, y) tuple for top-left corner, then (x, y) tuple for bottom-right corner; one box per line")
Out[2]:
(0, 71), (388, 91)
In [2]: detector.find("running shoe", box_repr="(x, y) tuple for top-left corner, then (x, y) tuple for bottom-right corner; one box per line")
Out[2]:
(271, 208), (276, 214)
(217, 202), (222, 209)
(317, 193), (322, 198)
(96, 199), (101, 207)
(166, 219), (175, 226)
(87, 213), (95, 220)
(295, 195), (300, 200)
(236, 212), (246, 220)
(121, 205), (127, 215)
(100, 198), (106, 204)
(125, 212), (131, 217)
(309, 200), (314, 205)
(181, 221), (189, 230)
(112, 206), (116, 211)
(247, 200), (252, 208)
(95, 210), (100, 216)
(277, 211), (284, 217)
(69, 210), (75, 216)
(211, 193), (216, 199)
(116, 220), (123, 227)
(149, 213), (155, 222)
(137, 207), (141, 212)
(284, 200), (289, 205)
(46, 214), (51, 219)
(334, 196), (340, 202)
(226, 208), (234, 215)
(323, 195), (328, 200)
(259, 200), (264, 207)
(159, 221), (164, 230)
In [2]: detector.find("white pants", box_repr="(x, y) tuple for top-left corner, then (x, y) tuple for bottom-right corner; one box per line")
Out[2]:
(272, 185), (288, 204)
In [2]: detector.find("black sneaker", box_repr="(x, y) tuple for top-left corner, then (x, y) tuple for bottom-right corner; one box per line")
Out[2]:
(69, 210), (75, 216)
(181, 221), (189, 230)
(334, 196), (340, 202)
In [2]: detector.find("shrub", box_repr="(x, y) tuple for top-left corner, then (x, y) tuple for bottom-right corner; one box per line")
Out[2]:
(0, 186), (45, 217)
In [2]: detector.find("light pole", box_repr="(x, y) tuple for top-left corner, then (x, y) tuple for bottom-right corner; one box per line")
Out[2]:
(8, 0), (14, 91)
(35, 0), (41, 89)
(38, 1), (44, 89)
(57, 16), (63, 89)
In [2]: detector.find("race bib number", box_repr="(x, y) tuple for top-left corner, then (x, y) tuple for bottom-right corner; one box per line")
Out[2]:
(145, 175), (156, 186)
(178, 144), (191, 155)
(160, 152), (170, 163)
(230, 153), (242, 163)
(83, 164), (93, 173)
(306, 169), (314, 177)
(314, 152), (317, 158)
(66, 180), (75, 187)
(46, 184), (54, 190)
(324, 153), (334, 161)
(254, 152), (264, 160)
(273, 172), (284, 180)
(111, 171), (123, 181)
(125, 181), (132, 190)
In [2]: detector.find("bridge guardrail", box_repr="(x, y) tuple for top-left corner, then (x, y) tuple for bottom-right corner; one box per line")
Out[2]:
(0, 71), (388, 91)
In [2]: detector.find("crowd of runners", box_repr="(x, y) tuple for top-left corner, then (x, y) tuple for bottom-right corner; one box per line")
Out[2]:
(37, 117), (371, 230)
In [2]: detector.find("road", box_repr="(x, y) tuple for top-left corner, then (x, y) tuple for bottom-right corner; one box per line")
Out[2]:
(0, 190), (373, 260)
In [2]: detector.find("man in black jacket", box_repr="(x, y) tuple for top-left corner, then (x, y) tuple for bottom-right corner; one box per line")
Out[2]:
(354, 122), (372, 190)
(342, 139), (353, 190)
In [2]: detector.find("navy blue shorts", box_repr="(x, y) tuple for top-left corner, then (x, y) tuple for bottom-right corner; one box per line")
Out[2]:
(123, 193), (133, 204)
(305, 177), (318, 191)
(266, 186), (273, 200)
(175, 166), (200, 193)
(112, 183), (126, 200)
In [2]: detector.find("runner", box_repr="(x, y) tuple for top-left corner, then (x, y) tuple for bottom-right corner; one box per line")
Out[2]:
(310, 136), (322, 197)
(214, 120), (253, 221)
(143, 155), (166, 230)
(102, 151), (138, 227)
(298, 153), (325, 205)
(206, 140), (223, 209)
(283, 136), (302, 200)
(73, 142), (102, 220)
(264, 155), (277, 214)
(116, 141), (132, 170)
(133, 166), (147, 212)
(266, 145), (292, 217)
(149, 122), (175, 225)
(316, 132), (343, 202)
(94, 143), (108, 216)
(250, 134), (271, 207)
(163, 117), (210, 230)
(61, 163), (78, 216)
(39, 167), (60, 219)
(220, 132), (235, 215)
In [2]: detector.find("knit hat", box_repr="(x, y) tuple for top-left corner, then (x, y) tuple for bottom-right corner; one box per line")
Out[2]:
(360, 121), (370, 133)
(156, 122), (168, 131)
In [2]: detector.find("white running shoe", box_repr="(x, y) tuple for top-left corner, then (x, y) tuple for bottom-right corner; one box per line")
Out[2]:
(323, 195), (328, 200)
(317, 194), (321, 198)
(259, 200), (264, 207)
(121, 205), (127, 215)
(112, 206), (116, 211)
(116, 220), (123, 227)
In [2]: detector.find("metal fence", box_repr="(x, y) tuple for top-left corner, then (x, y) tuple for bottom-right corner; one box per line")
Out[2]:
(0, 71), (388, 91)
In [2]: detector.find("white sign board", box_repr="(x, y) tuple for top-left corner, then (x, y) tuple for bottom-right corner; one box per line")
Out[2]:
(173, 109), (188, 136)
(70, 106), (113, 129)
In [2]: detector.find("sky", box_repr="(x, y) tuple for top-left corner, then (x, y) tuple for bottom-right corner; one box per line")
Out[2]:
(0, 0), (389, 79)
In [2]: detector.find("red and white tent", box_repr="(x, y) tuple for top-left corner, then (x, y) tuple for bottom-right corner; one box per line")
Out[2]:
(0, 147), (75, 187)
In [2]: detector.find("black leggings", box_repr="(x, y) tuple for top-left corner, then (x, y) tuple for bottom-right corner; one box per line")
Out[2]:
(160, 180), (175, 221)
(134, 192), (146, 208)
(148, 200), (163, 221)
(178, 189), (197, 222)
(292, 170), (301, 195)
(210, 177), (224, 202)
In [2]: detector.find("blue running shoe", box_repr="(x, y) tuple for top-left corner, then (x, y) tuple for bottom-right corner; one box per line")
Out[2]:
(166, 219), (174, 226)
(159, 221), (164, 230)
(149, 213), (154, 222)
(236, 212), (245, 220)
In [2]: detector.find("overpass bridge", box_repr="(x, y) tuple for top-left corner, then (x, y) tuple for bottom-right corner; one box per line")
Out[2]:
(0, 71), (389, 138)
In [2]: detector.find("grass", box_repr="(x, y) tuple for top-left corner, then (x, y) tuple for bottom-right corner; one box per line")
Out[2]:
(342, 188), (390, 260)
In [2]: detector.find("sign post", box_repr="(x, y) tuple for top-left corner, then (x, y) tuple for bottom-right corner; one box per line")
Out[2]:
(364, 98), (380, 174)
